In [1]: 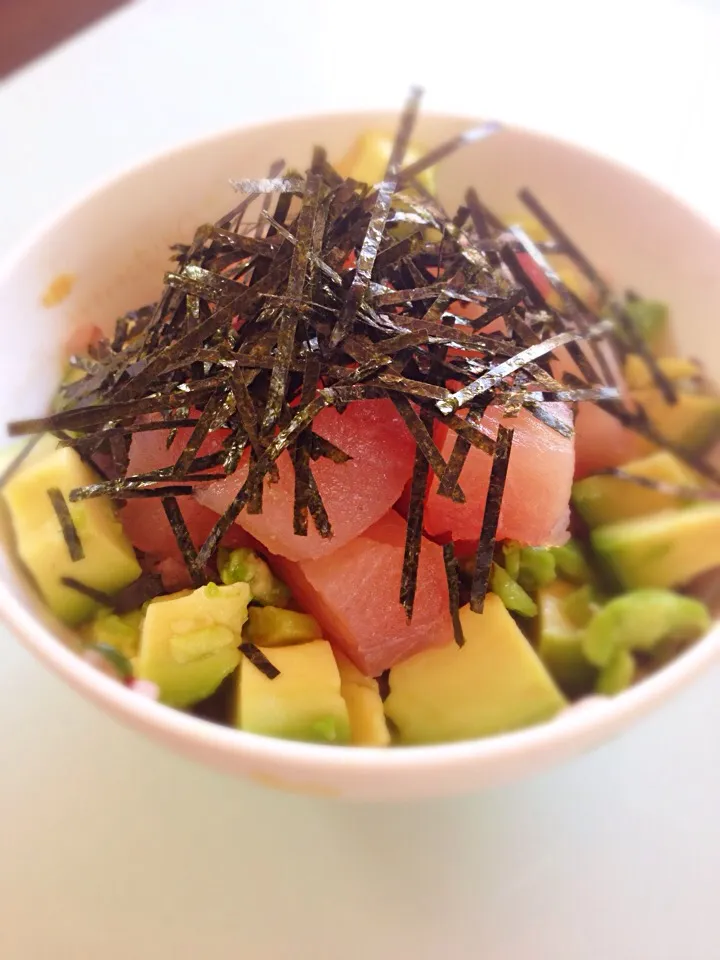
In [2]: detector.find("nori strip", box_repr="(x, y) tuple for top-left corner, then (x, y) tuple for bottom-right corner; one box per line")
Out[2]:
(240, 642), (280, 680)
(400, 432), (430, 620)
(291, 441), (311, 536)
(391, 394), (465, 502)
(436, 328), (600, 415)
(112, 572), (164, 613)
(437, 434), (471, 499)
(376, 669), (391, 702)
(262, 149), (324, 431)
(518, 188), (611, 301)
(443, 542), (464, 647)
(470, 425), (514, 613)
(47, 487), (84, 561)
(161, 497), (205, 587)
(60, 577), (112, 606)
(0, 434), (45, 488)
(397, 121), (501, 188)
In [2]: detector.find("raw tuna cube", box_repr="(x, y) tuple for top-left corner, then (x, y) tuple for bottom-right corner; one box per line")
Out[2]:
(274, 509), (453, 676)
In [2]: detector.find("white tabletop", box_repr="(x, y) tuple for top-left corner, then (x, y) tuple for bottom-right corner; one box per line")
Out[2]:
(2, 2), (720, 957)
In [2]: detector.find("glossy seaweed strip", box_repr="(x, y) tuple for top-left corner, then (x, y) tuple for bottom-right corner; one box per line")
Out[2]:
(240, 642), (280, 680)
(391, 394), (464, 503)
(443, 542), (465, 647)
(470, 425), (514, 613)
(436, 328), (600, 415)
(399, 411), (433, 621)
(47, 487), (84, 562)
(437, 433), (472, 499)
(397, 121), (501, 188)
(161, 496), (205, 587)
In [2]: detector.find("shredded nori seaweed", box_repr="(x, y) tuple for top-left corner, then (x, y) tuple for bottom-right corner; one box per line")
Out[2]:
(376, 669), (391, 702)
(47, 487), (84, 562)
(12, 88), (715, 635)
(470, 426), (514, 613)
(161, 497), (205, 587)
(60, 577), (112, 605)
(443, 542), (465, 647)
(240, 642), (281, 679)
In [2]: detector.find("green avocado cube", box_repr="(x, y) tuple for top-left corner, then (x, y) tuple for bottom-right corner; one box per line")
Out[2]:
(384, 595), (566, 745)
(537, 582), (597, 697)
(135, 582), (250, 708)
(582, 589), (710, 667)
(591, 504), (720, 590)
(236, 639), (351, 744)
(573, 451), (703, 528)
(2, 444), (141, 624)
(244, 606), (321, 646)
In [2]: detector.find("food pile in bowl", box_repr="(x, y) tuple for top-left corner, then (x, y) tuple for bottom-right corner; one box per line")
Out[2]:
(2, 91), (719, 748)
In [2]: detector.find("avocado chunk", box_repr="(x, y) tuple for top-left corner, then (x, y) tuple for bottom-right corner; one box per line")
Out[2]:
(621, 299), (669, 353)
(2, 444), (141, 624)
(632, 389), (720, 454)
(384, 595), (566, 745)
(624, 354), (700, 390)
(218, 547), (290, 607)
(87, 607), (144, 658)
(537, 581), (597, 697)
(135, 582), (250, 708)
(244, 606), (321, 646)
(591, 504), (720, 590)
(336, 130), (436, 194)
(582, 588), (710, 667)
(573, 451), (703, 528)
(490, 563), (538, 618)
(595, 649), (636, 695)
(236, 640), (351, 744)
(336, 653), (391, 747)
(550, 540), (594, 584)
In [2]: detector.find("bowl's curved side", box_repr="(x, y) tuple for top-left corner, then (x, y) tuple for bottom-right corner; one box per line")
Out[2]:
(1, 111), (720, 800)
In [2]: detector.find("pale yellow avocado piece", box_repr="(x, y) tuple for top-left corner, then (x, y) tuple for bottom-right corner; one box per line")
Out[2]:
(621, 354), (720, 453)
(237, 640), (351, 744)
(624, 354), (702, 390)
(591, 504), (720, 590)
(632, 389), (720, 453)
(2, 443), (141, 624)
(135, 582), (250, 708)
(384, 595), (566, 745)
(336, 653), (391, 747)
(572, 450), (704, 528)
(336, 130), (436, 194)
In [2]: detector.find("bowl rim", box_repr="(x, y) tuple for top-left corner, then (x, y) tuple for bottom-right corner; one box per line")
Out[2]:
(1, 107), (719, 778)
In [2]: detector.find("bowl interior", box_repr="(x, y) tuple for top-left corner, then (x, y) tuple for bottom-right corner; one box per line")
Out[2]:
(1, 111), (720, 798)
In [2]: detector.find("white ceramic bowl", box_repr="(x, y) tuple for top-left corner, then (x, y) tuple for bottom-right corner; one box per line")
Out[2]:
(1, 112), (719, 801)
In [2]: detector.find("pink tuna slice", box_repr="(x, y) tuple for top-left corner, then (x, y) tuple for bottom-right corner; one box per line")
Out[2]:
(424, 403), (574, 548)
(196, 399), (416, 562)
(273, 509), (453, 676)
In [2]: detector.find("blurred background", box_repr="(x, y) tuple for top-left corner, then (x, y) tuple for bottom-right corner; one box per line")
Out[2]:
(2, 2), (720, 959)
